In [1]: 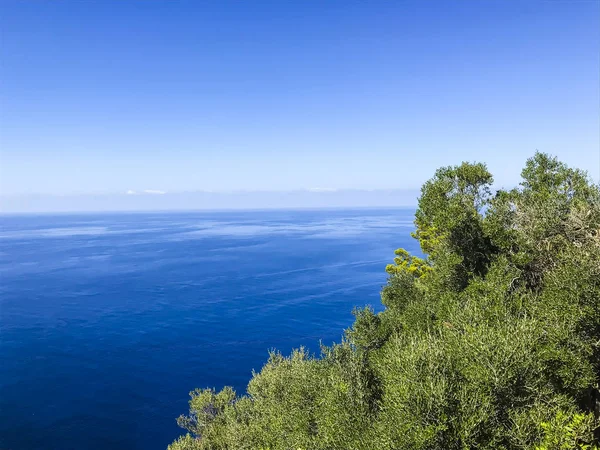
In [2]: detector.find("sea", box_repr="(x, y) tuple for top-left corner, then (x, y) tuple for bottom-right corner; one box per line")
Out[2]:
(0, 208), (417, 450)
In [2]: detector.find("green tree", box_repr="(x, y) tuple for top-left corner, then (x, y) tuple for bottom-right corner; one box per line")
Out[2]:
(170, 153), (600, 450)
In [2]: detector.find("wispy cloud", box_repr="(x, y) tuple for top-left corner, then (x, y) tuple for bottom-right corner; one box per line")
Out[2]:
(307, 187), (337, 192)
(125, 189), (166, 195)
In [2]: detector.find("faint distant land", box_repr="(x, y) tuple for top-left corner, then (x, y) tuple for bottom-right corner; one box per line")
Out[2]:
(0, 189), (419, 213)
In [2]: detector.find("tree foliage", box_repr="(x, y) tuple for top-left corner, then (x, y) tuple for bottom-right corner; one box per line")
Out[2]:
(170, 153), (600, 450)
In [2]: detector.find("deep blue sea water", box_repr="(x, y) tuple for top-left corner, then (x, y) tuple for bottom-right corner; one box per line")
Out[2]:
(0, 209), (417, 450)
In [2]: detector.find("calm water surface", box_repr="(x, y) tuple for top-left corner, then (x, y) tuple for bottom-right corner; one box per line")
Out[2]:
(0, 209), (417, 450)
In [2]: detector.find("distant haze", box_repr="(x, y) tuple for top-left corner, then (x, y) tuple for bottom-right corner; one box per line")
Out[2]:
(0, 189), (420, 214)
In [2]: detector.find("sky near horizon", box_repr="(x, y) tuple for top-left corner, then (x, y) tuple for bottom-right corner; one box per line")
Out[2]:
(1, 1), (599, 204)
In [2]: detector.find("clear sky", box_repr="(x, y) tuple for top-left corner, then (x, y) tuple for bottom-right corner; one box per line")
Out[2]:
(1, 1), (599, 203)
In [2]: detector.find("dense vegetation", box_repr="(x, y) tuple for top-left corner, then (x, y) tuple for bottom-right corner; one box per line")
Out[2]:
(170, 153), (600, 450)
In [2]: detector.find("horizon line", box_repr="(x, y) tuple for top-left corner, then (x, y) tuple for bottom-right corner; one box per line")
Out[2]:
(0, 204), (419, 216)
(0, 187), (421, 198)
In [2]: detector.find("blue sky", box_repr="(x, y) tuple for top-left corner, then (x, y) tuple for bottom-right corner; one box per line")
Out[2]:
(1, 0), (598, 204)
